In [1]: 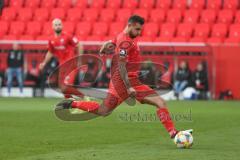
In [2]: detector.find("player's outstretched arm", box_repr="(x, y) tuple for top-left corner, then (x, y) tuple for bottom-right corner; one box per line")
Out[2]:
(39, 51), (53, 71)
(99, 40), (116, 56)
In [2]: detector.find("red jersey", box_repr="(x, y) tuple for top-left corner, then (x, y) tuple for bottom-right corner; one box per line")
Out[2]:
(48, 33), (78, 64)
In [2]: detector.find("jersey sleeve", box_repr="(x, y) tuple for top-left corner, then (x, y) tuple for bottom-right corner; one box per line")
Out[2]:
(118, 38), (133, 59)
(69, 35), (79, 47)
(48, 40), (54, 53)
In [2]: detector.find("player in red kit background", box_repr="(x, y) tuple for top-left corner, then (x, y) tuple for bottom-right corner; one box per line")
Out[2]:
(40, 18), (85, 99)
(56, 15), (192, 141)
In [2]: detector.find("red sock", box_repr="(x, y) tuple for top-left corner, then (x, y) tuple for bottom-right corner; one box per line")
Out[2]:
(64, 94), (73, 99)
(63, 87), (84, 98)
(157, 107), (177, 137)
(72, 101), (100, 113)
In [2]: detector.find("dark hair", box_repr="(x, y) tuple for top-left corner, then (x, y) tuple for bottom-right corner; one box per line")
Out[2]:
(128, 15), (145, 25)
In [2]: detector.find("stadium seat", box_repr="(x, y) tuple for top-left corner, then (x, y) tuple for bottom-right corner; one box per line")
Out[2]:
(86, 35), (102, 41)
(139, 0), (155, 9)
(217, 9), (234, 24)
(228, 24), (240, 38)
(171, 37), (187, 42)
(234, 11), (240, 23)
(116, 8), (132, 22)
(207, 37), (223, 44)
(92, 22), (108, 36)
(156, 0), (172, 10)
(190, 0), (205, 10)
(211, 23), (228, 38)
(193, 23), (211, 39)
(0, 7), (17, 21)
(42, 22), (53, 35)
(74, 0), (88, 8)
(184, 9), (200, 24)
(173, 0), (187, 10)
(36, 35), (50, 40)
(176, 23), (194, 39)
(109, 22), (124, 36)
(207, 0), (222, 10)
(122, 0), (138, 9)
(159, 23), (177, 38)
(2, 35), (18, 40)
(149, 9), (166, 23)
(25, 0), (40, 8)
(76, 22), (92, 38)
(63, 21), (76, 35)
(90, 0), (106, 9)
(0, 21), (9, 37)
(166, 9), (182, 24)
(106, 0), (122, 9)
(19, 35), (35, 40)
(224, 37), (240, 43)
(40, 0), (57, 9)
(34, 8), (49, 22)
(17, 8), (33, 21)
(82, 9), (99, 22)
(200, 9), (217, 24)
(155, 36), (172, 42)
(189, 37), (205, 42)
(224, 0), (239, 10)
(50, 8), (66, 21)
(57, 0), (72, 8)
(99, 8), (116, 22)
(142, 22), (159, 37)
(9, 21), (25, 36)
(138, 36), (153, 42)
(66, 8), (82, 22)
(25, 21), (42, 36)
(133, 9), (149, 21)
(9, 0), (24, 8)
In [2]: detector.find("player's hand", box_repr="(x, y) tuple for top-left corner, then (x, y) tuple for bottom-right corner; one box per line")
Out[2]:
(99, 41), (115, 56)
(127, 87), (136, 98)
(39, 62), (45, 71)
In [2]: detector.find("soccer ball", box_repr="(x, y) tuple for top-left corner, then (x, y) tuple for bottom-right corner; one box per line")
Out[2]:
(174, 131), (193, 149)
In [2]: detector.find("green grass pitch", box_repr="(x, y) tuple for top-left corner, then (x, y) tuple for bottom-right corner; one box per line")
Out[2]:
(0, 98), (239, 160)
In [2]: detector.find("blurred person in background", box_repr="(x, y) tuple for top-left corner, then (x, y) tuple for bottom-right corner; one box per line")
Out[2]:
(192, 62), (209, 99)
(0, 0), (4, 13)
(6, 43), (26, 97)
(173, 61), (191, 99)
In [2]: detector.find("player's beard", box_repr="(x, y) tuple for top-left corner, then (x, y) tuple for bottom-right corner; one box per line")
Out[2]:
(129, 31), (137, 39)
(55, 29), (62, 35)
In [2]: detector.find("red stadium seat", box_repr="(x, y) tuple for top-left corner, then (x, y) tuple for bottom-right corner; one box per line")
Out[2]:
(36, 35), (50, 40)
(122, 0), (138, 9)
(103, 35), (115, 41)
(25, 0), (40, 8)
(17, 8), (33, 21)
(176, 23), (194, 39)
(234, 11), (240, 23)
(26, 21), (42, 36)
(133, 9), (149, 21)
(139, 0), (155, 9)
(109, 22), (124, 36)
(42, 22), (53, 35)
(207, 37), (223, 44)
(116, 8), (132, 23)
(156, 0), (172, 10)
(138, 36), (153, 42)
(106, 0), (122, 9)
(74, 0), (88, 8)
(63, 21), (76, 35)
(211, 23), (228, 38)
(82, 9), (99, 22)
(41, 0), (57, 9)
(217, 9), (234, 24)
(9, 21), (25, 36)
(149, 9), (166, 23)
(9, 0), (24, 8)
(190, 0), (205, 10)
(184, 9), (200, 24)
(1, 7), (17, 21)
(173, 0), (187, 10)
(90, 0), (106, 9)
(50, 8), (66, 20)
(0, 21), (9, 37)
(200, 9), (217, 24)
(224, 0), (239, 10)
(189, 37), (205, 42)
(19, 35), (35, 40)
(207, 0), (222, 10)
(171, 37), (187, 42)
(34, 8), (49, 22)
(229, 24), (240, 38)
(142, 22), (159, 37)
(99, 8), (116, 22)
(194, 23), (210, 39)
(160, 23), (177, 38)
(66, 8), (82, 22)
(76, 22), (92, 38)
(155, 37), (172, 42)
(224, 37), (240, 44)
(57, 0), (72, 8)
(86, 35), (102, 41)
(92, 22), (108, 36)
(166, 9), (182, 24)
(2, 35), (18, 40)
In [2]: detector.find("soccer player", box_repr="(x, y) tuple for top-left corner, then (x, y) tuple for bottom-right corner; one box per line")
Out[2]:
(40, 18), (85, 99)
(56, 15), (192, 140)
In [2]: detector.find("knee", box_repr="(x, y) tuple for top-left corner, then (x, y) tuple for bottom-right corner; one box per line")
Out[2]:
(155, 98), (167, 108)
(97, 106), (112, 117)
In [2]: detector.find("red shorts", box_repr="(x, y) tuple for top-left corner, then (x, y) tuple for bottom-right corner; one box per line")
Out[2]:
(103, 77), (157, 109)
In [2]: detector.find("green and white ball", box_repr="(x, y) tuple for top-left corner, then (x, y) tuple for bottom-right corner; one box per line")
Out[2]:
(174, 131), (193, 149)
